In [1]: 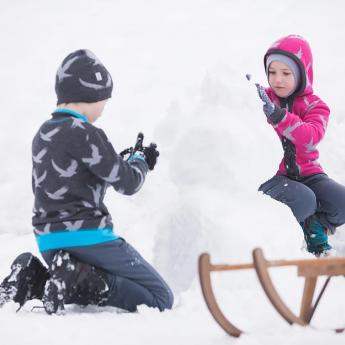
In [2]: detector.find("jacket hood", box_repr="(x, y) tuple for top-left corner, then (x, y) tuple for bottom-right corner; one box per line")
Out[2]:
(264, 35), (313, 96)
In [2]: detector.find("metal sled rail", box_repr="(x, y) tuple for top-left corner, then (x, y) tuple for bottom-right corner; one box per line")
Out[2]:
(198, 248), (345, 337)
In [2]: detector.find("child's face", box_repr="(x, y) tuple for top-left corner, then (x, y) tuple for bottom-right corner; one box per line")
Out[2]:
(86, 99), (108, 123)
(268, 61), (296, 98)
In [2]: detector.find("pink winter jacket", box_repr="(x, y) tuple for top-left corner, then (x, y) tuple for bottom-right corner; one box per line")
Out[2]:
(264, 35), (329, 178)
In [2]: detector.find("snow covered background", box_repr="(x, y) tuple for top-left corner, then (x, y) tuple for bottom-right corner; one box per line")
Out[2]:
(1, 0), (345, 343)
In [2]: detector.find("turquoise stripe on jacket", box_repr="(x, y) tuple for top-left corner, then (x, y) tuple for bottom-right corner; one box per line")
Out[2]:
(35, 228), (119, 252)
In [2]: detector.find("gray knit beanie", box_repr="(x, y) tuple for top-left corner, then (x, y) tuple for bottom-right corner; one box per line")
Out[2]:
(55, 49), (113, 105)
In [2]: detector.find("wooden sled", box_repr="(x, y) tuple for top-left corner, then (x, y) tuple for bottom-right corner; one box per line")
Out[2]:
(199, 248), (345, 337)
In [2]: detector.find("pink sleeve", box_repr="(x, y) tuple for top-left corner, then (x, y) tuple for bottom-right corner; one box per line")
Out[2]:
(272, 96), (330, 146)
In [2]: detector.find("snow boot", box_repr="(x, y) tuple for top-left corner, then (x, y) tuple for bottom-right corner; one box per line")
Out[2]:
(42, 250), (109, 314)
(300, 214), (333, 257)
(0, 252), (49, 310)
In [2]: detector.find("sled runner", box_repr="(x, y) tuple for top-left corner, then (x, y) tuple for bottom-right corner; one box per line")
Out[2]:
(198, 248), (345, 337)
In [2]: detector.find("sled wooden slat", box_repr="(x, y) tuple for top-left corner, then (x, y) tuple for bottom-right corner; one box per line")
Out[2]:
(209, 256), (345, 272)
(199, 248), (345, 337)
(299, 277), (317, 322)
(252, 248), (306, 326)
(297, 262), (345, 277)
(198, 253), (243, 337)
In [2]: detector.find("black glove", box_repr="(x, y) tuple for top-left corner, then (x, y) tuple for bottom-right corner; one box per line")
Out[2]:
(143, 143), (159, 170)
(120, 133), (144, 159)
(256, 84), (286, 124)
(119, 147), (132, 158)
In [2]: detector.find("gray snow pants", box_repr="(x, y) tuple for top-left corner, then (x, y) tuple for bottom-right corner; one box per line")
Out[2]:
(42, 238), (174, 312)
(259, 173), (345, 230)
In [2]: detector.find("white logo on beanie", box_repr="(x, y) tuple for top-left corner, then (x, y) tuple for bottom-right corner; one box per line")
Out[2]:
(95, 72), (102, 81)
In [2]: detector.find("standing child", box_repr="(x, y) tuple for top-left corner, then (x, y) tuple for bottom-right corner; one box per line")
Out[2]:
(0, 49), (173, 314)
(255, 35), (345, 257)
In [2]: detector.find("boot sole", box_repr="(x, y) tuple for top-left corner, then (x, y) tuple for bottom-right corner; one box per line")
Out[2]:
(0, 253), (42, 308)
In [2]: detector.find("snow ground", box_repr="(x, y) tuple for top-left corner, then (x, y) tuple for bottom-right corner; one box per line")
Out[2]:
(1, 0), (345, 344)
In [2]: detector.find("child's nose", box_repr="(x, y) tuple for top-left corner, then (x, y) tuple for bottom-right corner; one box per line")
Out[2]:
(275, 75), (283, 84)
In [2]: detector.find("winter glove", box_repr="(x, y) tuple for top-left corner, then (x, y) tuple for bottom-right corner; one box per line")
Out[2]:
(119, 147), (133, 158)
(120, 133), (144, 159)
(256, 84), (286, 124)
(142, 143), (159, 170)
(120, 133), (159, 170)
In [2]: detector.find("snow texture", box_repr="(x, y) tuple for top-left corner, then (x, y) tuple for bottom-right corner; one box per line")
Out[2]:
(1, 0), (345, 344)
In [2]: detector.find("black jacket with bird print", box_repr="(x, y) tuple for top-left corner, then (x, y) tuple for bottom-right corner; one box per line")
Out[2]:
(32, 109), (148, 252)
